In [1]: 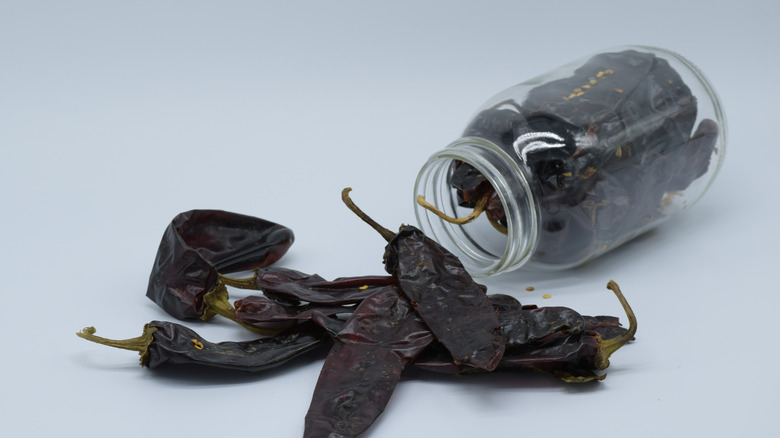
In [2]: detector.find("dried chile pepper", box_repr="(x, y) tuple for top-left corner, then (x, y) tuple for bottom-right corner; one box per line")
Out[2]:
(498, 281), (635, 381)
(497, 303), (585, 349)
(384, 226), (505, 370)
(173, 209), (295, 273)
(487, 293), (524, 312)
(415, 330), (610, 382)
(252, 267), (398, 306)
(76, 320), (328, 372)
(413, 281), (636, 382)
(234, 295), (355, 325)
(303, 285), (434, 438)
(342, 188), (505, 371)
(488, 294), (628, 346)
(494, 325), (630, 383)
(582, 315), (627, 341)
(145, 209), (293, 325)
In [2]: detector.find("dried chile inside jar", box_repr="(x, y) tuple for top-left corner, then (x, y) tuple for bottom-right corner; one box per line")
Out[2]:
(414, 47), (726, 276)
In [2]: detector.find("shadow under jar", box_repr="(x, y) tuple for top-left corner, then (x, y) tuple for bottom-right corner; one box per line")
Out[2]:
(414, 46), (726, 277)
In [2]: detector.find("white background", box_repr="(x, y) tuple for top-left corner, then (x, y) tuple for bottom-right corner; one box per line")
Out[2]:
(2, 1), (778, 437)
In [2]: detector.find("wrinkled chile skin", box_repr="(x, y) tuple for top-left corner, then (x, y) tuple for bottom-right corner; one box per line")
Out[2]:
(234, 295), (354, 324)
(412, 299), (627, 375)
(304, 286), (434, 438)
(413, 319), (626, 376)
(498, 305), (585, 349)
(383, 225), (505, 371)
(144, 320), (327, 372)
(145, 229), (220, 320)
(146, 210), (294, 320)
(253, 267), (398, 305)
(173, 210), (294, 273)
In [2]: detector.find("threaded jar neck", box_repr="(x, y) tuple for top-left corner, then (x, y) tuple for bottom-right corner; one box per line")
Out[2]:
(414, 137), (540, 277)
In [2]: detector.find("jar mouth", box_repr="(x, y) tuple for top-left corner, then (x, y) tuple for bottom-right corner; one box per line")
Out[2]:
(414, 138), (539, 277)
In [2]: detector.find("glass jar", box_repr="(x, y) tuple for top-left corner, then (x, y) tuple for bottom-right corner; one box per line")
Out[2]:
(414, 46), (726, 277)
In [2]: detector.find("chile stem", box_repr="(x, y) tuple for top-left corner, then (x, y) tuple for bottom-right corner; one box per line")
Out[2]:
(419, 191), (509, 235)
(594, 280), (637, 370)
(202, 282), (282, 336)
(218, 272), (260, 290)
(341, 188), (396, 242)
(76, 325), (156, 353)
(488, 216), (508, 235)
(416, 193), (489, 225)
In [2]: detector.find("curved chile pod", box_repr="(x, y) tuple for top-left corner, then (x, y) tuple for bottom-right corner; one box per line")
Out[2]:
(144, 320), (325, 372)
(146, 210), (294, 320)
(76, 320), (330, 372)
(170, 209), (294, 273)
(146, 243), (219, 320)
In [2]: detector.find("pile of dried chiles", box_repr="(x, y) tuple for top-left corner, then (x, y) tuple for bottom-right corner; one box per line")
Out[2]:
(78, 188), (636, 438)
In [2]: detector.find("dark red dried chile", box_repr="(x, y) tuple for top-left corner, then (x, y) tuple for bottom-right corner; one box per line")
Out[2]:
(145, 210), (294, 320)
(384, 226), (505, 370)
(304, 286), (434, 438)
(253, 267), (397, 306)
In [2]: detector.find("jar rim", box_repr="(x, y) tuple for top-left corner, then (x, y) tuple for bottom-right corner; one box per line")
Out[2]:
(413, 138), (540, 277)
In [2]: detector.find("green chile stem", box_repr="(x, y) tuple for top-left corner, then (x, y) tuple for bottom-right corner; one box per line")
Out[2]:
(202, 282), (283, 336)
(595, 280), (637, 370)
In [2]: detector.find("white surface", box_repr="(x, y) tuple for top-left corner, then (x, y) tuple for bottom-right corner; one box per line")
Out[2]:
(2, 1), (778, 437)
